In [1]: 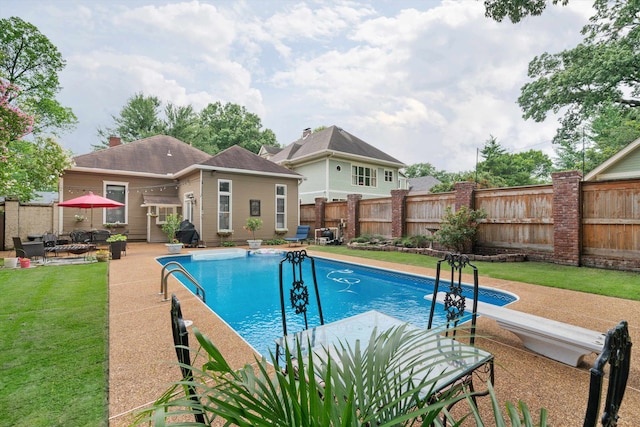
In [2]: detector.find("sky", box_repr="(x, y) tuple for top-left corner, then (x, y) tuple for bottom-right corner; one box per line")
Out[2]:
(1, 0), (594, 172)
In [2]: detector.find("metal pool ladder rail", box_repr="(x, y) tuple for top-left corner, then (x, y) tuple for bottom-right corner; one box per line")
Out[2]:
(160, 261), (206, 302)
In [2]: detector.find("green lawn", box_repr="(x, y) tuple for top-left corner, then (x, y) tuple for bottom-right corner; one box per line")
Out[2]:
(0, 263), (109, 427)
(309, 245), (640, 301)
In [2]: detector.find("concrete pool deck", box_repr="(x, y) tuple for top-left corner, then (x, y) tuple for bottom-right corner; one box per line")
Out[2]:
(7, 243), (638, 425)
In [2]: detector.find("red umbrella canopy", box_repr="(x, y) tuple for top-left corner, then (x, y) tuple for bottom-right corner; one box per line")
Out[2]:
(59, 192), (125, 228)
(59, 191), (124, 208)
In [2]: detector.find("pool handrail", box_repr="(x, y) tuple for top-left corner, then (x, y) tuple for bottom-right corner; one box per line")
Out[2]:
(161, 261), (206, 302)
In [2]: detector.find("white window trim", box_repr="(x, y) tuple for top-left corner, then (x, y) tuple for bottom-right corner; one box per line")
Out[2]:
(351, 164), (378, 188)
(103, 180), (128, 225)
(183, 192), (195, 223)
(218, 179), (232, 232)
(275, 184), (287, 230)
(384, 169), (394, 183)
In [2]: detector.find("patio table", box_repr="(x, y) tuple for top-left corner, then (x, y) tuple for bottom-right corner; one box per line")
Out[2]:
(45, 243), (96, 258)
(275, 310), (494, 401)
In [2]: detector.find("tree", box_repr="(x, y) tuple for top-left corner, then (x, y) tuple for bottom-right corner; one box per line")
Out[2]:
(404, 162), (439, 178)
(96, 95), (279, 154)
(483, 0), (569, 23)
(0, 17), (77, 135)
(435, 206), (487, 254)
(195, 101), (278, 154)
(95, 93), (163, 147)
(517, 0), (640, 169)
(1, 136), (72, 201)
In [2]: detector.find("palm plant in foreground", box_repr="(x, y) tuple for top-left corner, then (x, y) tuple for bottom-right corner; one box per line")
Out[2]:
(135, 325), (549, 426)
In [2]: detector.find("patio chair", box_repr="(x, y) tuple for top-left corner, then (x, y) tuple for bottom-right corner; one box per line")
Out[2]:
(583, 320), (632, 427)
(277, 250), (324, 363)
(12, 237), (46, 261)
(170, 294), (206, 424)
(91, 229), (111, 246)
(426, 253), (490, 424)
(284, 225), (310, 247)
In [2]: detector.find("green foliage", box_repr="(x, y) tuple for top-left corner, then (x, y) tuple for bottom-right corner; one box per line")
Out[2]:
(404, 162), (439, 178)
(478, 136), (553, 186)
(0, 16), (77, 135)
(1, 136), (72, 201)
(0, 264), (108, 425)
(399, 235), (431, 248)
(135, 324), (493, 426)
(221, 241), (237, 247)
(106, 233), (127, 242)
(435, 206), (487, 253)
(161, 213), (183, 243)
(264, 238), (286, 245)
(96, 94), (280, 154)
(483, 0), (567, 23)
(244, 217), (263, 240)
(517, 0), (640, 170)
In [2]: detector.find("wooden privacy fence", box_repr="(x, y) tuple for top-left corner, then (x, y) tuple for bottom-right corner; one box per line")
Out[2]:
(305, 171), (640, 271)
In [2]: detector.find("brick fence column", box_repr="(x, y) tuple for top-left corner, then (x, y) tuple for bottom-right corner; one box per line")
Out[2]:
(314, 197), (327, 232)
(391, 189), (409, 238)
(454, 181), (477, 211)
(552, 171), (582, 266)
(346, 194), (362, 240)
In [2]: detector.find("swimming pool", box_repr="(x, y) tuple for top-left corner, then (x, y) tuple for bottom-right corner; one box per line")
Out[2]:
(157, 249), (517, 357)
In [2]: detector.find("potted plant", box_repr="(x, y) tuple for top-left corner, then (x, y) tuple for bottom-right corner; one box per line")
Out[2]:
(95, 249), (110, 262)
(106, 233), (127, 260)
(244, 217), (263, 249)
(162, 213), (183, 254)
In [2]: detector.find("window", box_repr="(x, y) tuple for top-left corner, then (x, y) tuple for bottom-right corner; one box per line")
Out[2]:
(218, 179), (232, 230)
(157, 206), (181, 224)
(184, 193), (195, 222)
(105, 182), (127, 224)
(384, 170), (394, 182)
(352, 165), (377, 187)
(276, 184), (286, 229)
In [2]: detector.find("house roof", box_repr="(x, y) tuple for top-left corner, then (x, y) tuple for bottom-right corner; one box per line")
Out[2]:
(71, 135), (301, 179)
(408, 176), (441, 192)
(201, 145), (302, 177)
(269, 125), (405, 167)
(584, 137), (640, 181)
(73, 135), (211, 175)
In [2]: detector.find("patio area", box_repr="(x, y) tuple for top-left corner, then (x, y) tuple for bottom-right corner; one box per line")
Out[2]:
(6, 242), (638, 425)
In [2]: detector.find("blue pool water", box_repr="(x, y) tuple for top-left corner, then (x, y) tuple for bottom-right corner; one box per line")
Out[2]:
(157, 250), (517, 357)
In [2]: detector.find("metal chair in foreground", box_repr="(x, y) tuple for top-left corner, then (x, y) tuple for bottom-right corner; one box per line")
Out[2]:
(277, 250), (324, 362)
(170, 294), (205, 424)
(583, 320), (632, 427)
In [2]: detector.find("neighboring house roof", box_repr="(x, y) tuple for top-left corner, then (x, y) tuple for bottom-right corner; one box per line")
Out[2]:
(73, 135), (212, 175)
(201, 145), (302, 178)
(269, 125), (406, 167)
(258, 144), (283, 158)
(584, 137), (640, 181)
(70, 135), (301, 179)
(408, 176), (441, 192)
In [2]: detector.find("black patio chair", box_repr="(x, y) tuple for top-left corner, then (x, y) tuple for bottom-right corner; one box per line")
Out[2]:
(583, 320), (632, 427)
(170, 294), (206, 424)
(12, 237), (46, 261)
(277, 250), (324, 363)
(426, 253), (490, 424)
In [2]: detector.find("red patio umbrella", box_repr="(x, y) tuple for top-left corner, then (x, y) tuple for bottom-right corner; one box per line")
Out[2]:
(58, 191), (125, 228)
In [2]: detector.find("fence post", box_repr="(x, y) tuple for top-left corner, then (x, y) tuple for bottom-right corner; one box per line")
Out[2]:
(454, 181), (477, 211)
(346, 194), (362, 240)
(314, 197), (327, 231)
(391, 189), (409, 239)
(552, 171), (582, 266)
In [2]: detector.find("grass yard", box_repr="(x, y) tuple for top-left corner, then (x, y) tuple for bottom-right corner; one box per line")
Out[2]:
(0, 263), (109, 427)
(310, 245), (640, 301)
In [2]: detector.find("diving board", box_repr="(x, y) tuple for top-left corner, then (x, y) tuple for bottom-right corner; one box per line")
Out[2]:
(425, 292), (605, 367)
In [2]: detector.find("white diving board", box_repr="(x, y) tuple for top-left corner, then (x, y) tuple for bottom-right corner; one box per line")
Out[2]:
(425, 292), (605, 367)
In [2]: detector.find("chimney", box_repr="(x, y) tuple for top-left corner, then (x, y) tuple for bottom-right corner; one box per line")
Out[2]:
(109, 136), (121, 147)
(302, 128), (311, 139)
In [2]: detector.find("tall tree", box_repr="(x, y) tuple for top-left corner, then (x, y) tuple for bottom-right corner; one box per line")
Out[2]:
(95, 93), (163, 147)
(195, 101), (277, 154)
(483, 0), (569, 23)
(517, 0), (640, 170)
(404, 162), (438, 178)
(0, 16), (77, 135)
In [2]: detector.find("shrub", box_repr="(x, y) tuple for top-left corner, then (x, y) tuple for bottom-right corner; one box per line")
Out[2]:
(221, 241), (236, 247)
(435, 206), (486, 253)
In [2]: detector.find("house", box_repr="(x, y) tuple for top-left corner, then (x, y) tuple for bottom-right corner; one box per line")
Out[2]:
(60, 135), (302, 245)
(408, 176), (441, 193)
(584, 137), (640, 181)
(263, 126), (407, 204)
